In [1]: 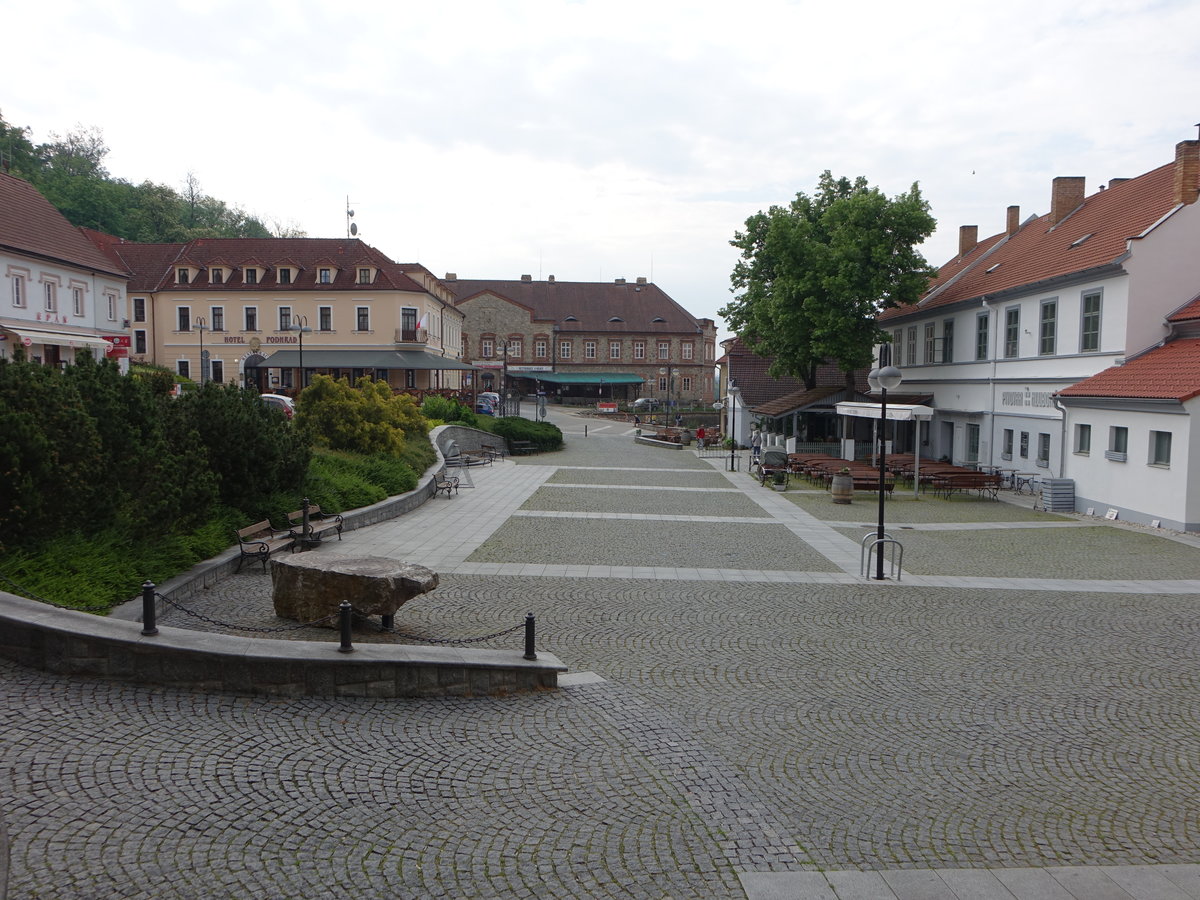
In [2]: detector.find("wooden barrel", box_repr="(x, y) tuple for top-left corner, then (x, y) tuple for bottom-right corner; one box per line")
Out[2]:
(830, 473), (853, 504)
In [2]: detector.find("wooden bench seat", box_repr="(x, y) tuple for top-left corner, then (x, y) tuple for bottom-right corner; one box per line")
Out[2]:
(932, 472), (1001, 500)
(510, 440), (538, 455)
(287, 504), (344, 547)
(434, 472), (459, 496)
(235, 520), (295, 573)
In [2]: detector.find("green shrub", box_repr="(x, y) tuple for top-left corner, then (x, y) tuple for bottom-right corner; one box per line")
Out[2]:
(491, 417), (564, 452)
(297, 375), (427, 455)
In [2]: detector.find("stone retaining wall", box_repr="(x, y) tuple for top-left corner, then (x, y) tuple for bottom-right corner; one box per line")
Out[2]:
(0, 592), (565, 698)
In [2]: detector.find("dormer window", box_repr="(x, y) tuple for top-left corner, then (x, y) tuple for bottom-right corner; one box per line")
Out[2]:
(564, 315), (578, 322)
(244, 267), (258, 285)
(176, 268), (190, 284)
(319, 268), (332, 284)
(210, 268), (224, 284)
(278, 267), (292, 285)
(357, 267), (373, 285)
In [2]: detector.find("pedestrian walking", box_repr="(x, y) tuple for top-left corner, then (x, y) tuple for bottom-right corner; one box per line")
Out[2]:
(751, 426), (762, 462)
(696, 425), (706, 450)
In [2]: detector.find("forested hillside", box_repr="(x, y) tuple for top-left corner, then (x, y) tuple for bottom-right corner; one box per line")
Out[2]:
(0, 112), (300, 243)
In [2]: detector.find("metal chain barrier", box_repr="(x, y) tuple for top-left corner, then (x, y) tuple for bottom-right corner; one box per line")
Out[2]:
(155, 592), (340, 632)
(351, 607), (525, 645)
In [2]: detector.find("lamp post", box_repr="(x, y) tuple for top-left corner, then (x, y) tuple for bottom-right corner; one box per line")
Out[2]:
(501, 343), (509, 417)
(288, 315), (311, 391)
(194, 316), (208, 385)
(868, 364), (903, 580)
(728, 380), (740, 471)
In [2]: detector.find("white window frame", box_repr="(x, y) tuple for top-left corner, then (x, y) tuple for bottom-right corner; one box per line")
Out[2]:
(942, 319), (954, 363)
(278, 307), (292, 331)
(1074, 423), (1091, 455)
(1036, 432), (1051, 467)
(609, 340), (621, 360)
(1080, 289), (1102, 352)
(11, 272), (26, 308)
(682, 342), (694, 361)
(657, 341), (670, 360)
(1004, 307), (1020, 358)
(1039, 298), (1057, 356)
(105, 293), (117, 321)
(975, 313), (988, 361)
(319, 268), (332, 284)
(133, 297), (146, 322)
(633, 341), (645, 360)
(481, 338), (494, 359)
(355, 306), (370, 332)
(43, 281), (56, 312)
(585, 341), (597, 360)
(1149, 430), (1172, 467)
(244, 306), (259, 332)
(210, 306), (225, 332)
(72, 286), (85, 317)
(319, 306), (333, 332)
(210, 267), (224, 284)
(210, 359), (224, 383)
(134, 330), (147, 355)
(177, 359), (190, 379)
(559, 340), (572, 360)
(1106, 426), (1128, 462)
(1001, 428), (1013, 460)
(178, 306), (192, 332)
(535, 339), (548, 358)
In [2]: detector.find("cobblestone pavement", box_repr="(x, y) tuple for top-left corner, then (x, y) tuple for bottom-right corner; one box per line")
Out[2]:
(3, 408), (1200, 899)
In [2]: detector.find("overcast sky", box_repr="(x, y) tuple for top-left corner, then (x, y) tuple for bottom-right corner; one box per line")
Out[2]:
(6, 0), (1199, 342)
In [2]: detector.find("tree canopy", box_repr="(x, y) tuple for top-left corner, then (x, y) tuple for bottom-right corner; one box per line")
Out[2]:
(0, 112), (295, 242)
(722, 172), (937, 390)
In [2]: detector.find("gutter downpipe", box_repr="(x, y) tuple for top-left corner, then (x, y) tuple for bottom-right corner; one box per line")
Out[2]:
(1052, 396), (1068, 479)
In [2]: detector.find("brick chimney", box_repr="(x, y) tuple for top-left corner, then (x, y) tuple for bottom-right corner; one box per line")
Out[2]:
(1050, 176), (1086, 225)
(1173, 139), (1200, 205)
(443, 272), (457, 281)
(1006, 205), (1020, 236)
(958, 225), (978, 257)
(521, 274), (532, 282)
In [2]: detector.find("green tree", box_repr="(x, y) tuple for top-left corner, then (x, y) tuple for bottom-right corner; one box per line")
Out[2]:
(722, 172), (936, 390)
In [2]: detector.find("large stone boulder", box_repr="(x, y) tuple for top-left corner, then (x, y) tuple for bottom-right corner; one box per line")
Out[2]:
(271, 555), (439, 627)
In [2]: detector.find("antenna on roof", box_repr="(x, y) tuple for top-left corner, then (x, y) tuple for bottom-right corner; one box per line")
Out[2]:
(346, 196), (359, 238)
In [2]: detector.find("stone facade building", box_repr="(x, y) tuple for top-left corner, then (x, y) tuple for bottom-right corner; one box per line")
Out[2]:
(447, 274), (718, 408)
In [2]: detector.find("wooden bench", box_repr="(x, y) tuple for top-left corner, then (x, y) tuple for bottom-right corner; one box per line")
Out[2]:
(481, 443), (506, 459)
(510, 440), (537, 455)
(932, 472), (1000, 500)
(235, 520), (295, 573)
(287, 504), (344, 547)
(434, 472), (459, 496)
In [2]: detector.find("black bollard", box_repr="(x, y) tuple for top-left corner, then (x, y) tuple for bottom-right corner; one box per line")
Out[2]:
(140, 580), (158, 636)
(523, 613), (537, 660)
(338, 599), (354, 652)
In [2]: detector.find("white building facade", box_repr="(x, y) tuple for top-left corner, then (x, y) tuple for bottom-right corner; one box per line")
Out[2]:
(0, 174), (129, 366)
(877, 137), (1200, 529)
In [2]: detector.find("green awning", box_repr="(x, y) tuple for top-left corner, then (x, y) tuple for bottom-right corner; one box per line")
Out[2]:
(521, 371), (644, 385)
(258, 349), (477, 371)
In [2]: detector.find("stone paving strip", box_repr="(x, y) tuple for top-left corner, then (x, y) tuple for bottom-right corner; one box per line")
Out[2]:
(5, 424), (1200, 899)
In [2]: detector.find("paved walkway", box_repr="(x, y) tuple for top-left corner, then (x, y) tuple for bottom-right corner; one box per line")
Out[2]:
(2, 406), (1199, 899)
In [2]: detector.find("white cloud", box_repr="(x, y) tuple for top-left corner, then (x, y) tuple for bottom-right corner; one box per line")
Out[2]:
(6, 0), (1200, 341)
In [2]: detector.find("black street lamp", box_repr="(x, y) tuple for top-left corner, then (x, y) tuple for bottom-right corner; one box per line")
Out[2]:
(728, 380), (740, 471)
(194, 315), (208, 385)
(288, 315), (311, 390)
(868, 364), (903, 580)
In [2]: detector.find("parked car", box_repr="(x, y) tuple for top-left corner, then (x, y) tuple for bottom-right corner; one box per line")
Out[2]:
(474, 402), (495, 416)
(260, 393), (295, 419)
(632, 397), (660, 409)
(478, 391), (501, 408)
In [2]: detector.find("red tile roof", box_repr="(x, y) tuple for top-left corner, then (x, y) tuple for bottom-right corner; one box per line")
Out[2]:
(447, 277), (708, 335)
(1168, 295), (1200, 323)
(882, 161), (1180, 321)
(93, 237), (425, 293)
(0, 175), (128, 276)
(1057, 338), (1200, 401)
